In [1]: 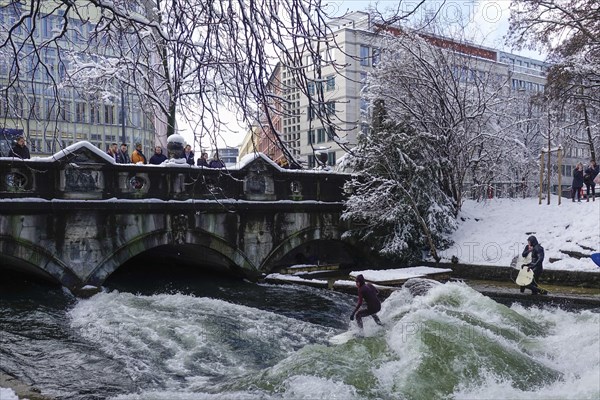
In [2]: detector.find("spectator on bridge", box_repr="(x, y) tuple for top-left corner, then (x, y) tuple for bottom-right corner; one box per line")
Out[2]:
(584, 159), (599, 202)
(184, 144), (195, 165)
(197, 152), (209, 167)
(149, 146), (167, 165)
(572, 162), (584, 202)
(106, 142), (119, 162)
(209, 153), (225, 168)
(9, 136), (31, 159)
(131, 143), (147, 164)
(117, 143), (131, 164)
(350, 274), (383, 329)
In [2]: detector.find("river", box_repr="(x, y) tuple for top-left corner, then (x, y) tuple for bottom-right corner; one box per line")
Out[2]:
(1, 265), (599, 400)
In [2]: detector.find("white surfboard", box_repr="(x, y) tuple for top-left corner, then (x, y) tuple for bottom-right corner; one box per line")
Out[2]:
(328, 331), (359, 345)
(515, 252), (534, 286)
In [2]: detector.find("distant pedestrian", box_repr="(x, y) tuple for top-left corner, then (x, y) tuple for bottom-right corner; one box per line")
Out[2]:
(149, 146), (167, 165)
(183, 144), (195, 166)
(572, 162), (584, 202)
(208, 153), (225, 168)
(350, 274), (383, 329)
(9, 136), (30, 159)
(117, 143), (131, 164)
(106, 142), (118, 162)
(131, 143), (147, 164)
(583, 160), (599, 202)
(520, 235), (547, 295)
(197, 152), (209, 167)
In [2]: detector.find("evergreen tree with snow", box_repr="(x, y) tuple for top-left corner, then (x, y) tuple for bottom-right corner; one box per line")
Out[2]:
(342, 100), (456, 264)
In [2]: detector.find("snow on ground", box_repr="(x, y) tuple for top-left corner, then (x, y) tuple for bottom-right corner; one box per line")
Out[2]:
(350, 267), (452, 282)
(441, 197), (599, 271)
(0, 387), (20, 400)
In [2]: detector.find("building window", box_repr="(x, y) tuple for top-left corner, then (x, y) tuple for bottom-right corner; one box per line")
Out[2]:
(75, 102), (86, 123)
(327, 152), (336, 166)
(307, 82), (315, 95)
(325, 101), (335, 115)
(360, 45), (370, 66)
(326, 75), (335, 91)
(307, 105), (315, 121)
(60, 101), (71, 121)
(90, 104), (101, 124)
(317, 128), (326, 143)
(307, 129), (315, 144)
(372, 48), (381, 66)
(104, 105), (114, 125)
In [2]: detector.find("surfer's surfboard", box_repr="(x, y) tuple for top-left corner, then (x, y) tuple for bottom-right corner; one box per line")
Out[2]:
(328, 331), (358, 345)
(516, 267), (534, 286)
(591, 253), (600, 268)
(515, 252), (533, 286)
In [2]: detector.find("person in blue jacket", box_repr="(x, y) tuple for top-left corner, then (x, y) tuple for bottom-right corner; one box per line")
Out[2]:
(350, 274), (383, 328)
(521, 235), (548, 295)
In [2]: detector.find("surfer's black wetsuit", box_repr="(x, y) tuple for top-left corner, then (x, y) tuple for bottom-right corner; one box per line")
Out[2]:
(521, 235), (545, 295)
(351, 278), (383, 329)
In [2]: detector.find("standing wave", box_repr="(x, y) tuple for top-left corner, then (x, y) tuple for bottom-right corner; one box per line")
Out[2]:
(67, 282), (599, 400)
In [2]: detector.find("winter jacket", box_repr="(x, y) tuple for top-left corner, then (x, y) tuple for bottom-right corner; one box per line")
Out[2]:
(184, 151), (195, 166)
(197, 158), (208, 167)
(117, 150), (131, 164)
(522, 236), (544, 275)
(9, 144), (30, 159)
(131, 149), (147, 164)
(149, 153), (167, 165)
(209, 159), (225, 168)
(572, 168), (584, 189)
(584, 165), (599, 185)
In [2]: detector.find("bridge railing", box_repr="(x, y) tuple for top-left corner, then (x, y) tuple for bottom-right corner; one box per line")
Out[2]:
(0, 142), (351, 203)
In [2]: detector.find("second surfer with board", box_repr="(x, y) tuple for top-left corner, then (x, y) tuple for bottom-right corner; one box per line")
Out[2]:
(520, 235), (548, 295)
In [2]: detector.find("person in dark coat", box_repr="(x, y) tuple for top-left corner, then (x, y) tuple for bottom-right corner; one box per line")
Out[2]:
(183, 144), (195, 165)
(9, 136), (31, 159)
(197, 152), (209, 167)
(350, 274), (384, 329)
(149, 146), (167, 165)
(117, 143), (131, 164)
(521, 235), (548, 295)
(583, 160), (599, 202)
(208, 153), (225, 168)
(572, 162), (584, 202)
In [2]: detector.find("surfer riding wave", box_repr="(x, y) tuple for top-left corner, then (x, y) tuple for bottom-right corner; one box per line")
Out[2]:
(351, 274), (384, 329)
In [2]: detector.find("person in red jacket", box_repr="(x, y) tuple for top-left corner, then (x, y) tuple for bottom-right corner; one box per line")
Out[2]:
(350, 274), (383, 329)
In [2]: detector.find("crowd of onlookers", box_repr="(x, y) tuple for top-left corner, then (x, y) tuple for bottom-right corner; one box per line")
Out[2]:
(3, 137), (227, 168)
(571, 159), (599, 202)
(105, 142), (225, 168)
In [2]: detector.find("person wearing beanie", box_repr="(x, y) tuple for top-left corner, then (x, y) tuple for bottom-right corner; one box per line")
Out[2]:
(350, 274), (383, 329)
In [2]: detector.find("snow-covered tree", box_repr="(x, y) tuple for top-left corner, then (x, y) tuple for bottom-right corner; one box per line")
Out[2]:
(507, 0), (600, 160)
(342, 101), (456, 263)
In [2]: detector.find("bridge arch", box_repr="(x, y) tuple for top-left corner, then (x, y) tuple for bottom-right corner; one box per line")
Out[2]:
(0, 237), (82, 289)
(85, 229), (259, 286)
(260, 226), (358, 272)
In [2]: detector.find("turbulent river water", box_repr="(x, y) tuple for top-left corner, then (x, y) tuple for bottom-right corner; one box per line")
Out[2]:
(1, 267), (599, 400)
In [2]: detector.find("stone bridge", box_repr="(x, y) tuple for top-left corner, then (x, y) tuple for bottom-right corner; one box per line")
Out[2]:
(0, 142), (375, 292)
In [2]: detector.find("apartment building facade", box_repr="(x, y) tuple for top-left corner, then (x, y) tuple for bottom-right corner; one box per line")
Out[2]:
(0, 1), (164, 157)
